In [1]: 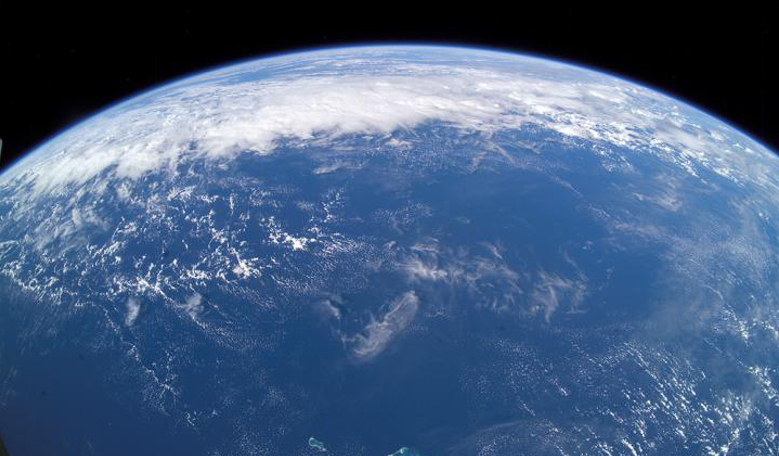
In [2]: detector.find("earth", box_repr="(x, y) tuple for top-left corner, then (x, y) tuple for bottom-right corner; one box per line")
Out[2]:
(1, 45), (779, 456)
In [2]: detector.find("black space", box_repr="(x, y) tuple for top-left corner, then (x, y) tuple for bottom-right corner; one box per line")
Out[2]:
(1, 5), (777, 174)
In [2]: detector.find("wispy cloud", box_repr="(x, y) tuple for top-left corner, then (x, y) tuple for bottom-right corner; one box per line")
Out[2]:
(400, 241), (525, 310)
(402, 256), (449, 282)
(531, 271), (587, 322)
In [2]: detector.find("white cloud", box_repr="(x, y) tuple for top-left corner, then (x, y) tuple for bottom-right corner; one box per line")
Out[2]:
(401, 243), (524, 310)
(125, 297), (140, 326)
(182, 293), (204, 320)
(531, 271), (587, 322)
(2, 46), (773, 200)
(402, 256), (448, 282)
(348, 290), (420, 361)
(265, 216), (316, 251)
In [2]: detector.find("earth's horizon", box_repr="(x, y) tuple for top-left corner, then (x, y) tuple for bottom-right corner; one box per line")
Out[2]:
(1, 45), (779, 456)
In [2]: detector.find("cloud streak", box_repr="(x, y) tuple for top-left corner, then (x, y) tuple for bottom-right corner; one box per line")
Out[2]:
(347, 290), (420, 361)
